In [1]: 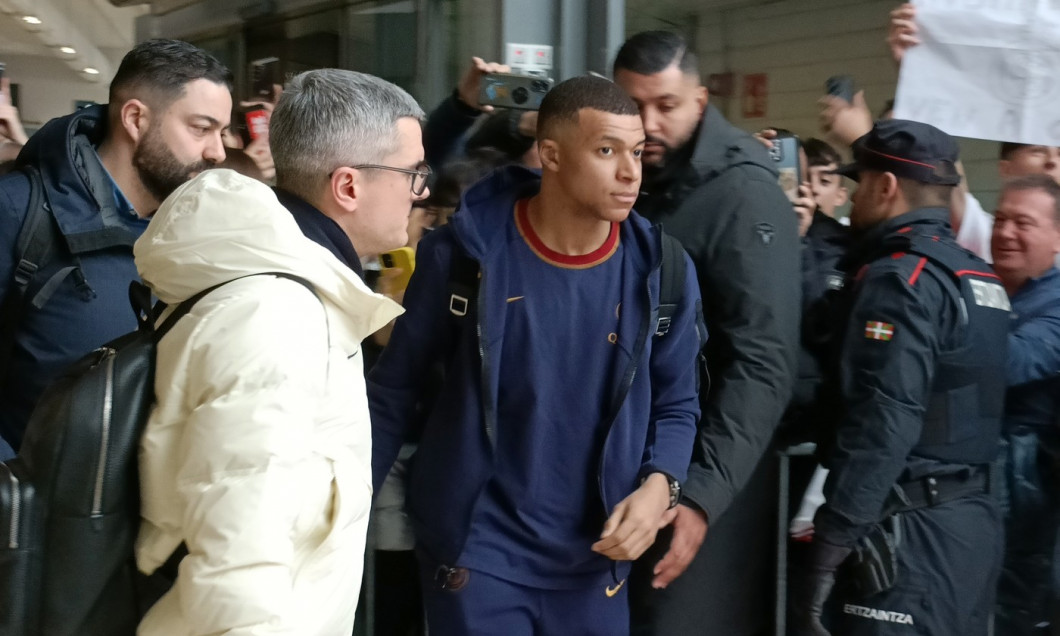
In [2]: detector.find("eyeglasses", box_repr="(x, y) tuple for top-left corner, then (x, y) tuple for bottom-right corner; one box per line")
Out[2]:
(347, 163), (432, 196)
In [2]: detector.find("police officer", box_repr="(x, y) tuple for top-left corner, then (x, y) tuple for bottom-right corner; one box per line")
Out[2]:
(792, 120), (1010, 635)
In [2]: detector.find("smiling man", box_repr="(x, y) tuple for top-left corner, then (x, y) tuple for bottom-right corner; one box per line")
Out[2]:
(0, 39), (231, 458)
(988, 175), (1060, 634)
(369, 75), (705, 636)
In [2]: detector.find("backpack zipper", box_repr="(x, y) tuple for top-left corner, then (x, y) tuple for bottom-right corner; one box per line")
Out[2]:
(7, 468), (20, 549)
(91, 348), (117, 517)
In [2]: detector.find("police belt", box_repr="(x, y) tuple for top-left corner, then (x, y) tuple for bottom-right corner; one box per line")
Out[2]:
(889, 470), (989, 514)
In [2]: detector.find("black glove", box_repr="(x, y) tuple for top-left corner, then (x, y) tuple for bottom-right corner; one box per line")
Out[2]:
(790, 539), (852, 636)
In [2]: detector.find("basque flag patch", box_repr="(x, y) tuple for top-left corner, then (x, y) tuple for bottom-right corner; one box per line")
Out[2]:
(864, 321), (894, 341)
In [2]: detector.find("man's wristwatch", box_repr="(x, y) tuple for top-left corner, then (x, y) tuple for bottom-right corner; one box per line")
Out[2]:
(664, 475), (681, 510)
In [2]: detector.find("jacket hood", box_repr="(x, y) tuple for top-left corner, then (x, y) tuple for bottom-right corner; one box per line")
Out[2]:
(689, 105), (778, 182)
(448, 164), (542, 260)
(17, 104), (123, 241)
(134, 169), (402, 346)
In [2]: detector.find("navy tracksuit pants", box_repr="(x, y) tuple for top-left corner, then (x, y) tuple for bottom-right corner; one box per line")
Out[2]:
(418, 563), (629, 636)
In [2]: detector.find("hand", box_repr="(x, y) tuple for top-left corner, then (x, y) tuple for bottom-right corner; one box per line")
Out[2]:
(0, 77), (28, 146)
(818, 90), (873, 147)
(753, 127), (778, 150)
(591, 473), (674, 562)
(887, 3), (919, 66)
(650, 502), (708, 588)
(789, 539), (852, 636)
(794, 183), (815, 237)
(457, 56), (511, 113)
(244, 135), (275, 181)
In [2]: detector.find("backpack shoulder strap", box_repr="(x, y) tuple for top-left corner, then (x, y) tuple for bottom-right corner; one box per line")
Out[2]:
(0, 166), (57, 382)
(446, 250), (479, 318)
(151, 272), (318, 342)
(10, 166), (52, 297)
(655, 233), (686, 337)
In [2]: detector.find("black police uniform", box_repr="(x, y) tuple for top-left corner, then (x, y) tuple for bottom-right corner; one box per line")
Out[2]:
(810, 207), (1010, 635)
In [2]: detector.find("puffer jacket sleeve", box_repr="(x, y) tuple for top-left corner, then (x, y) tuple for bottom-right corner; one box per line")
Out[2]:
(173, 280), (330, 635)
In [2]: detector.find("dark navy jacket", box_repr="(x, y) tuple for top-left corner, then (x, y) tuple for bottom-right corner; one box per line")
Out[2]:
(367, 166), (704, 575)
(0, 105), (147, 452)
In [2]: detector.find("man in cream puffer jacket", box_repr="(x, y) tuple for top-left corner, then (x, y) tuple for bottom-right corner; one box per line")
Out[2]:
(133, 169), (402, 635)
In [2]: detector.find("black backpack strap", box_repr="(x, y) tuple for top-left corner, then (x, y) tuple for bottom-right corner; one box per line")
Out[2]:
(151, 272), (318, 342)
(655, 233), (686, 337)
(0, 166), (75, 385)
(447, 251), (479, 318)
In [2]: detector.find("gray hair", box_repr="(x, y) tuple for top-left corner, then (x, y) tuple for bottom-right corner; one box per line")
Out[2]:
(270, 69), (424, 201)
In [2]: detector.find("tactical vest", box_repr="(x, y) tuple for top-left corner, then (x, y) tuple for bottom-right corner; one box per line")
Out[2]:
(891, 232), (1010, 465)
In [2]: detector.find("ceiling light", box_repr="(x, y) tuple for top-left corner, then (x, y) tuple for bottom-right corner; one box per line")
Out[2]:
(21, 15), (42, 25)
(82, 67), (100, 75)
(59, 46), (77, 55)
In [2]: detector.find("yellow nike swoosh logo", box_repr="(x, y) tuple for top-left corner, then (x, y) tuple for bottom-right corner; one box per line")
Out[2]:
(605, 579), (626, 597)
(507, 296), (525, 303)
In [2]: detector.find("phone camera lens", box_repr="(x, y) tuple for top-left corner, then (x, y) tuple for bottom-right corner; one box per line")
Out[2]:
(512, 87), (529, 105)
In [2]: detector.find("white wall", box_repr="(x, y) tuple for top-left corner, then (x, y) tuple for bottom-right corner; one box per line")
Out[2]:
(629, 0), (1003, 214)
(4, 54), (109, 127)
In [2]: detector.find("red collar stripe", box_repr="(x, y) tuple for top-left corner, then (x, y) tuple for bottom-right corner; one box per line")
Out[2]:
(515, 199), (620, 269)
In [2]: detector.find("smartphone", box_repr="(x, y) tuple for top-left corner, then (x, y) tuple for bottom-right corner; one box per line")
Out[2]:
(0, 62), (6, 97)
(235, 105), (268, 147)
(250, 57), (280, 101)
(769, 133), (802, 203)
(479, 73), (553, 110)
(380, 247), (416, 292)
(825, 75), (855, 104)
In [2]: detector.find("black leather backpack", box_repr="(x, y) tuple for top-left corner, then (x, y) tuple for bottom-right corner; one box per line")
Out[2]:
(0, 273), (313, 636)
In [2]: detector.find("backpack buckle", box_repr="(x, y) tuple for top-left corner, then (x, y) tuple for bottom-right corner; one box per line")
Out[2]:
(14, 259), (38, 287)
(655, 316), (672, 337)
(449, 294), (469, 317)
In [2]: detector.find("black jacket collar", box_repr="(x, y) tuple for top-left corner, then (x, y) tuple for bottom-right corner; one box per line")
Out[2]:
(845, 207), (951, 270)
(274, 187), (363, 278)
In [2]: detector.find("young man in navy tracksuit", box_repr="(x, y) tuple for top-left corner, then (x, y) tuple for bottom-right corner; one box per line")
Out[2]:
(368, 76), (705, 635)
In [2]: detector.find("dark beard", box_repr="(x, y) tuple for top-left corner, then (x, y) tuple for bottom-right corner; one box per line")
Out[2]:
(642, 135), (696, 189)
(133, 125), (211, 203)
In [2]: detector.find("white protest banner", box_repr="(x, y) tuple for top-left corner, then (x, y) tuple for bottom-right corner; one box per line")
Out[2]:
(893, 0), (1060, 145)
